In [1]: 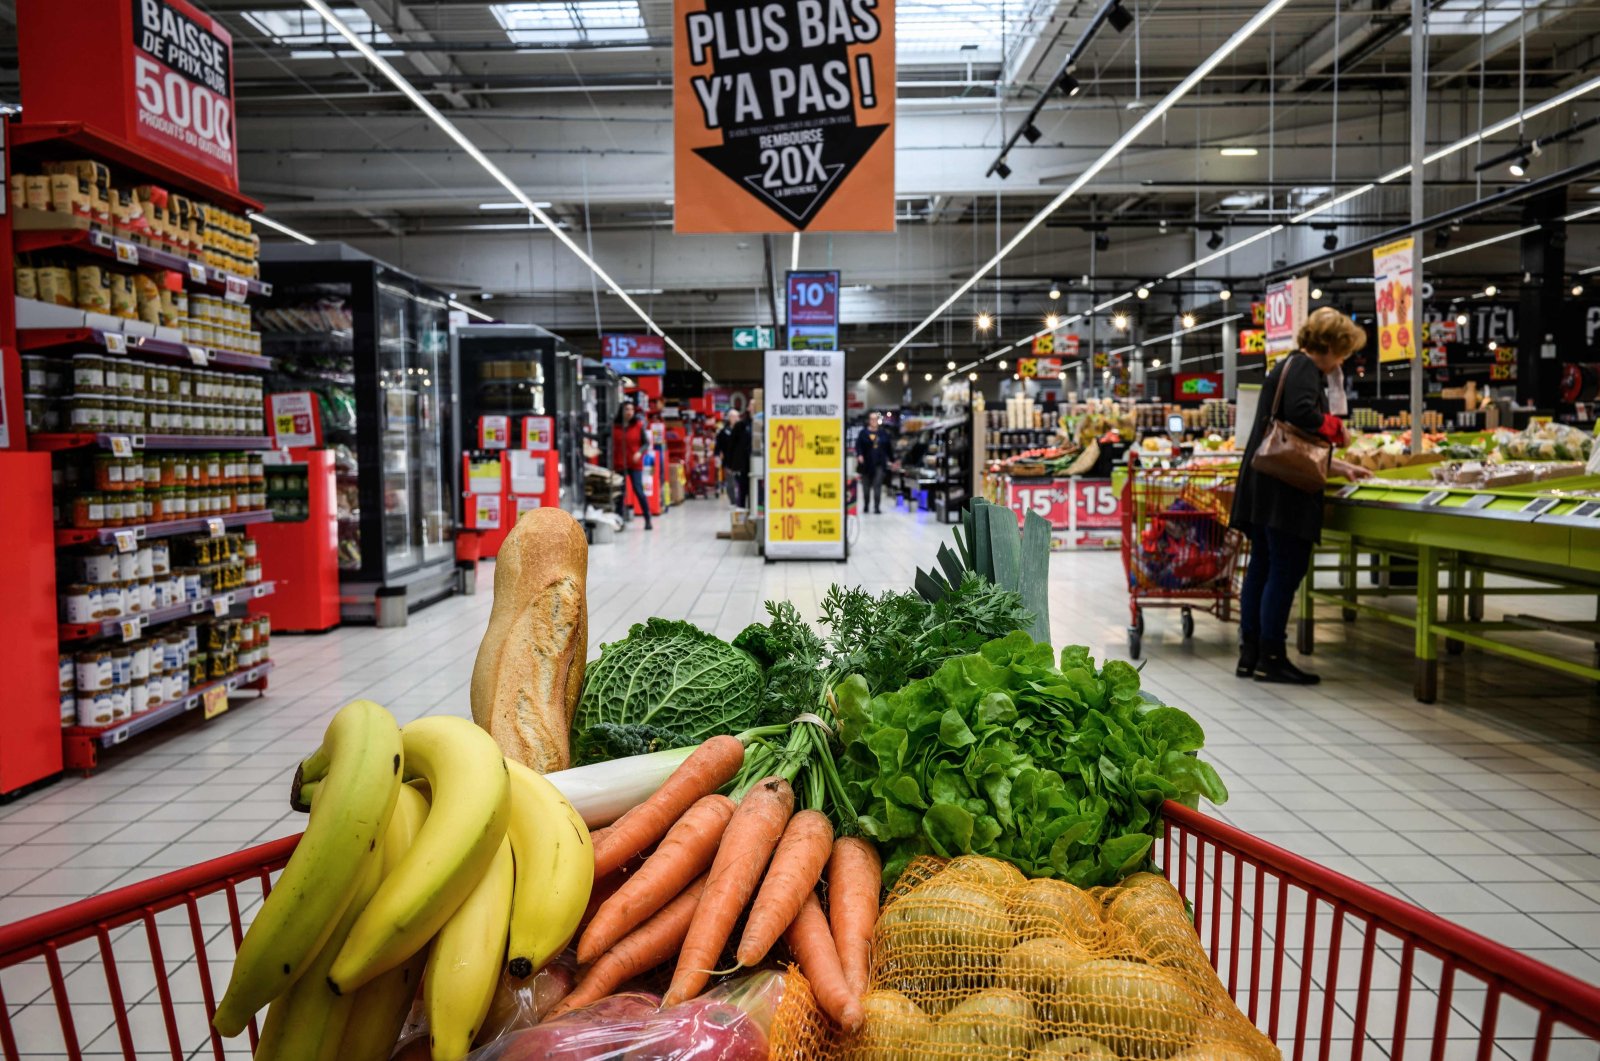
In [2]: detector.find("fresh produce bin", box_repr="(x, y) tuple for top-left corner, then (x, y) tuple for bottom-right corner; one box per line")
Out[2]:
(5, 804), (1599, 1061)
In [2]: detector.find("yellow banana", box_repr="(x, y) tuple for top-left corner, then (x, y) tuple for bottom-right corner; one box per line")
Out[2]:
(336, 784), (433, 1061)
(252, 833), (385, 1060)
(424, 836), (514, 1061)
(329, 716), (510, 994)
(504, 760), (594, 979)
(215, 700), (402, 1037)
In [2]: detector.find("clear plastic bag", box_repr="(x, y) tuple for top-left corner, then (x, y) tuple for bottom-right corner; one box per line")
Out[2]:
(465, 971), (785, 1061)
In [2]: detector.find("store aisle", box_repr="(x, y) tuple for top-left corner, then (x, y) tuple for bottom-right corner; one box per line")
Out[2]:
(2, 500), (1597, 1015)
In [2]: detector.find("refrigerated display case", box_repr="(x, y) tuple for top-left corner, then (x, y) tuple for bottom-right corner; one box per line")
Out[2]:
(258, 245), (458, 624)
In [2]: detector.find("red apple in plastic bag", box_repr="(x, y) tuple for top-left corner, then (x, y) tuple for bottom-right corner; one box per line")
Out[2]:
(496, 993), (664, 1061)
(621, 999), (768, 1061)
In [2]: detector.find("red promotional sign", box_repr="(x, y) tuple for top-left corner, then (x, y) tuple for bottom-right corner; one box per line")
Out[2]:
(601, 334), (667, 360)
(20, 0), (239, 194)
(1239, 329), (1266, 356)
(1062, 334), (1081, 358)
(787, 272), (840, 326)
(1173, 372), (1224, 403)
(1005, 479), (1120, 531)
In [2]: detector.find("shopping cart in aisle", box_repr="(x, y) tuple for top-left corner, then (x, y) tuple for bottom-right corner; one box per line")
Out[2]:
(1121, 452), (1249, 658)
(5, 808), (1600, 1061)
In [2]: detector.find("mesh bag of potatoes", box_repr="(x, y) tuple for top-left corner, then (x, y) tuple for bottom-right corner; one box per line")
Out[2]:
(770, 854), (1279, 1061)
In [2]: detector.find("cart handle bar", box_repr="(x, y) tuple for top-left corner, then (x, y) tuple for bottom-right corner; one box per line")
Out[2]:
(1161, 801), (1600, 1035)
(0, 834), (301, 968)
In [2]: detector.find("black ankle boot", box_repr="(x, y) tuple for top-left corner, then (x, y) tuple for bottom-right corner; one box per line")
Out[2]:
(1236, 640), (1259, 678)
(1255, 643), (1321, 685)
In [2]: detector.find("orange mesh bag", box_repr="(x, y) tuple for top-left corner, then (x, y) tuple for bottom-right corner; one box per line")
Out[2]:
(771, 855), (1279, 1061)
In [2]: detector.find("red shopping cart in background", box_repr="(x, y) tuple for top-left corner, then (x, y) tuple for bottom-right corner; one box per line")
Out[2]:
(1121, 452), (1250, 659)
(4, 807), (1600, 1060)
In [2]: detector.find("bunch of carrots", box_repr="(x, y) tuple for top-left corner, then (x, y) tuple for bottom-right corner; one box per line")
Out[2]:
(553, 735), (879, 1032)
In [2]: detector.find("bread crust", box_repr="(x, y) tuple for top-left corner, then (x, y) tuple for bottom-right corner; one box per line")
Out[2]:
(470, 509), (589, 771)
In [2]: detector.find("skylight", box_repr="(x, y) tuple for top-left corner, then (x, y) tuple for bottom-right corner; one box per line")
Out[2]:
(898, 0), (1046, 64)
(241, 8), (400, 59)
(491, 2), (649, 46)
(1415, 0), (1547, 35)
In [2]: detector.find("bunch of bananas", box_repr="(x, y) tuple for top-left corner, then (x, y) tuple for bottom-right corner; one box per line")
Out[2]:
(212, 702), (595, 1061)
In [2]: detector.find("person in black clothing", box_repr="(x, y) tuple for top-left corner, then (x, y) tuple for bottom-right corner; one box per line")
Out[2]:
(855, 412), (897, 514)
(724, 411), (752, 508)
(1231, 307), (1373, 684)
(712, 416), (734, 497)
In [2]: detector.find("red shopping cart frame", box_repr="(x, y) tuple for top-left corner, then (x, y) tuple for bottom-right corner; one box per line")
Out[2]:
(3, 809), (1599, 1060)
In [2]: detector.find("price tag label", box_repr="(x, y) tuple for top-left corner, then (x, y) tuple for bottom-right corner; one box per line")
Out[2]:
(202, 684), (229, 720)
(120, 617), (143, 643)
(113, 529), (137, 553)
(1420, 489), (1449, 507)
(188, 346), (210, 366)
(211, 593), (233, 617)
(252, 583), (269, 598)
(187, 261), (208, 284)
(190, 599), (207, 614)
(113, 239), (140, 265)
(224, 275), (249, 303)
(108, 435), (134, 457)
(206, 517), (225, 538)
(102, 332), (127, 355)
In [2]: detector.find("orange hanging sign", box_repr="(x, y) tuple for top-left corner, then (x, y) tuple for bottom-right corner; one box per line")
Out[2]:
(673, 0), (896, 233)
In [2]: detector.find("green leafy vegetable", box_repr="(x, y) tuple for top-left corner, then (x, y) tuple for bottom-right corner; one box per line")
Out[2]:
(916, 499), (1052, 645)
(837, 630), (1228, 887)
(573, 618), (763, 765)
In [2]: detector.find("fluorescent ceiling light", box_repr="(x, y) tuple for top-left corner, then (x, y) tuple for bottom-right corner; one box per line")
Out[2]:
(1562, 204), (1600, 223)
(481, 201), (553, 210)
(248, 212), (317, 245)
(490, 1), (648, 46)
(243, 7), (400, 58)
(306, 0), (712, 383)
(459, 221), (569, 231)
(1580, 264), (1600, 276)
(791, 232), (801, 272)
(1219, 147), (1259, 157)
(448, 298), (495, 322)
(864, 0), (1293, 381)
(1421, 225), (1539, 263)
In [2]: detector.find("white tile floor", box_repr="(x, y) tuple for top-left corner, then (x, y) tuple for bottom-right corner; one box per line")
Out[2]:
(2, 497), (1597, 1058)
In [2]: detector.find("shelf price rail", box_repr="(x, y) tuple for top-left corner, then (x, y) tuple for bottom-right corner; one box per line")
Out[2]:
(3, 803), (1598, 1060)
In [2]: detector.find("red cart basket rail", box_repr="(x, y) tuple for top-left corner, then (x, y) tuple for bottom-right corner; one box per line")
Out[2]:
(1121, 453), (1249, 659)
(4, 808), (1599, 1061)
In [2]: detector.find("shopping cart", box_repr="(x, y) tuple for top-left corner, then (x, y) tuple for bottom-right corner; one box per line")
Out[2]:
(1121, 452), (1249, 658)
(5, 808), (1600, 1061)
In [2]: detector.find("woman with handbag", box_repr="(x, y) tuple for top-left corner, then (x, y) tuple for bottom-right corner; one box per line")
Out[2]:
(1231, 307), (1374, 684)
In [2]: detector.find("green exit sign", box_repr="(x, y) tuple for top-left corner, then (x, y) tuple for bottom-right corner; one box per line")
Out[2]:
(732, 326), (774, 350)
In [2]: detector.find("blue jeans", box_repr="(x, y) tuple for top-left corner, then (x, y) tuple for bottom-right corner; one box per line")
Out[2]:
(1239, 527), (1313, 647)
(625, 469), (652, 527)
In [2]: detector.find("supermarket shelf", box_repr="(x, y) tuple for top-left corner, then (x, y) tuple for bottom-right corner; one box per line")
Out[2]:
(19, 327), (274, 373)
(31, 433), (272, 452)
(11, 121), (263, 215)
(11, 228), (271, 298)
(63, 660), (274, 752)
(55, 509), (274, 547)
(60, 582), (276, 643)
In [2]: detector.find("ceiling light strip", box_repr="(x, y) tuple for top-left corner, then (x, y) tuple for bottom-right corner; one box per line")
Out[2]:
(790, 232), (801, 271)
(303, 0), (714, 383)
(248, 212), (317, 245)
(1166, 225), (1283, 279)
(1421, 225), (1539, 264)
(448, 298), (495, 322)
(1138, 313), (1242, 347)
(864, 0), (1295, 381)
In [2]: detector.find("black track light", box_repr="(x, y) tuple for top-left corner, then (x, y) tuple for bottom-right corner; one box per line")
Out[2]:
(1094, 232), (1111, 252)
(1107, 1), (1134, 32)
(1433, 229), (1451, 251)
(1021, 123), (1042, 144)
(1323, 232), (1339, 252)
(1508, 152), (1530, 177)
(1058, 73), (1081, 97)
(995, 159), (1013, 180)
(1206, 230), (1225, 251)
(1048, 281), (1062, 300)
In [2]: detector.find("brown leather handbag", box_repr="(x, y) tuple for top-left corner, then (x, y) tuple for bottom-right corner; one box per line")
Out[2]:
(1251, 354), (1332, 494)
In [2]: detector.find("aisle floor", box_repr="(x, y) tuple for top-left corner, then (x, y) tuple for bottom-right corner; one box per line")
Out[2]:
(2, 498), (1598, 1058)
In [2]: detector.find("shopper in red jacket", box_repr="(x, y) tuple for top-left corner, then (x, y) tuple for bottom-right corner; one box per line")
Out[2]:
(615, 400), (653, 530)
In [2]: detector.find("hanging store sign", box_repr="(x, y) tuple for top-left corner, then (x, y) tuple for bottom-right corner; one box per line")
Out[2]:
(732, 326), (774, 350)
(673, 0), (895, 233)
(267, 391), (321, 449)
(1018, 357), (1063, 379)
(603, 358), (668, 376)
(600, 334), (666, 360)
(1173, 372), (1224, 403)
(1250, 302), (1267, 326)
(764, 349), (845, 560)
(20, 0), (239, 193)
(1238, 329), (1266, 356)
(1264, 277), (1307, 366)
(1372, 237), (1416, 364)
(786, 271), (841, 349)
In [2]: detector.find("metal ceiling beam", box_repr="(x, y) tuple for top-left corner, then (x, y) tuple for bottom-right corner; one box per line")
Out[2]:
(352, 0), (472, 109)
(1272, 0), (1403, 92)
(1433, 0), (1592, 85)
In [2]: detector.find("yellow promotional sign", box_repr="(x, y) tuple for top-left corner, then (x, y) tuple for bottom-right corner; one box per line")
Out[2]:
(768, 418), (843, 470)
(1372, 237), (1416, 364)
(768, 511), (842, 543)
(768, 471), (841, 510)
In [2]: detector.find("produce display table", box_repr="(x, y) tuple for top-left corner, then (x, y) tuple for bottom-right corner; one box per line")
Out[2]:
(1305, 479), (1600, 701)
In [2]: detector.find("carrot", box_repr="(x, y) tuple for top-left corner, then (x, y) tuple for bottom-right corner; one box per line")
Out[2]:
(663, 776), (794, 1006)
(592, 735), (744, 879)
(577, 869), (627, 935)
(735, 810), (834, 966)
(784, 892), (864, 1033)
(577, 794), (736, 964)
(552, 875), (708, 1017)
(826, 837), (882, 998)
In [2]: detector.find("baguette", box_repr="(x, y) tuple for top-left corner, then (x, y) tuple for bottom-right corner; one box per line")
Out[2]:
(471, 508), (589, 772)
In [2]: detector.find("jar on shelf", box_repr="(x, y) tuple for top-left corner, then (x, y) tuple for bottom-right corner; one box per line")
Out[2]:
(59, 654), (75, 695)
(93, 454), (125, 492)
(71, 492), (105, 529)
(137, 576), (156, 612)
(115, 544), (138, 581)
(24, 393), (53, 434)
(150, 540), (170, 575)
(23, 355), (50, 392)
(76, 649), (113, 692)
(63, 583), (95, 624)
(67, 393), (108, 432)
(79, 544), (117, 584)
(72, 354), (107, 393)
(130, 641), (152, 682)
(77, 688), (115, 727)
(130, 679), (150, 716)
(109, 683), (131, 722)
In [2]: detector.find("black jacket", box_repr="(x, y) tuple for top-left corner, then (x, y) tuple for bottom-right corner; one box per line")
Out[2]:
(1230, 352), (1330, 542)
(725, 419), (752, 473)
(856, 426), (895, 473)
(713, 426), (732, 460)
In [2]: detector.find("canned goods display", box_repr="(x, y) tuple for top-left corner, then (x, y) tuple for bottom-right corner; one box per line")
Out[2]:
(26, 356), (265, 439)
